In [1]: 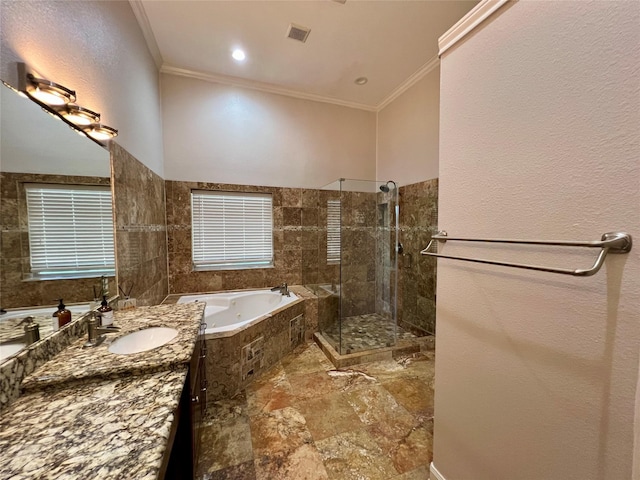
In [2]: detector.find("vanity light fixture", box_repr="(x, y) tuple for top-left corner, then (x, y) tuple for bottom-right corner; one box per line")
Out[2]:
(14, 63), (118, 145)
(25, 73), (76, 106)
(83, 123), (118, 141)
(59, 104), (101, 126)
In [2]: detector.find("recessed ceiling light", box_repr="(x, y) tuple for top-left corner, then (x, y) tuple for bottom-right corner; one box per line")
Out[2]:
(355, 77), (368, 85)
(232, 49), (246, 62)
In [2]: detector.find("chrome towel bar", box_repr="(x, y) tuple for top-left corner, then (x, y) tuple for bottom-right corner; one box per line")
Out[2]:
(420, 231), (632, 277)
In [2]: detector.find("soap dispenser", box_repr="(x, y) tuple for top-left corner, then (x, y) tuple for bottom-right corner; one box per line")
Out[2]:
(53, 299), (72, 328)
(98, 296), (114, 326)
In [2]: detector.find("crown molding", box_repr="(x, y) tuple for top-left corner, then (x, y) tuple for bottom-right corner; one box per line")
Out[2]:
(160, 65), (378, 112)
(129, 0), (163, 68)
(376, 55), (440, 111)
(438, 0), (514, 57)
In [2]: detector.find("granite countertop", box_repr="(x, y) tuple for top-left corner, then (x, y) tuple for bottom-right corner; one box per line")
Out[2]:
(22, 302), (205, 391)
(0, 302), (205, 479)
(0, 368), (187, 480)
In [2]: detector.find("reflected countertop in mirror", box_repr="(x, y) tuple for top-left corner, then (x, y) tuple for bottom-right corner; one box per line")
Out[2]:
(0, 82), (116, 362)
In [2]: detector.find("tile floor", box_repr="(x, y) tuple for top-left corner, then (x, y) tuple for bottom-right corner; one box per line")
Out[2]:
(322, 313), (419, 354)
(196, 341), (435, 480)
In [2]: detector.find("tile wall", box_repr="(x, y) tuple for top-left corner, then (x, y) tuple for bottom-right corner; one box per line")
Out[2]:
(165, 182), (339, 294)
(0, 172), (115, 308)
(397, 178), (438, 335)
(111, 143), (168, 306)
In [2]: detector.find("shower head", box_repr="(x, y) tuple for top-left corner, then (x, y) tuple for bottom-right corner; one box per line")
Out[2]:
(379, 180), (397, 193)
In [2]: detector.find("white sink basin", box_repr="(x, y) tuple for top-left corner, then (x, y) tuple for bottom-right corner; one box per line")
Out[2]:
(0, 342), (26, 362)
(108, 327), (179, 355)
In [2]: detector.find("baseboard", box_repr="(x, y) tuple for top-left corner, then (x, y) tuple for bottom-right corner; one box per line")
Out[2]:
(430, 462), (447, 480)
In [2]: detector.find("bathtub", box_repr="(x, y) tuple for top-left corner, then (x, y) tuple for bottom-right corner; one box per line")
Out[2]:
(177, 289), (299, 335)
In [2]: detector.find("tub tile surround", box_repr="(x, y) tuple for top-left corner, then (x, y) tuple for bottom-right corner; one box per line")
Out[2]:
(21, 302), (204, 391)
(195, 342), (435, 479)
(0, 368), (187, 480)
(112, 142), (169, 307)
(166, 182), (340, 295)
(0, 171), (115, 309)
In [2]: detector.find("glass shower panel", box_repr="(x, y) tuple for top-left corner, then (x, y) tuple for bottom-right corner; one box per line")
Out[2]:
(308, 178), (399, 356)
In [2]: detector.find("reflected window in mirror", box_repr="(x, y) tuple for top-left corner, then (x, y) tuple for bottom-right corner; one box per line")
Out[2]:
(25, 184), (115, 280)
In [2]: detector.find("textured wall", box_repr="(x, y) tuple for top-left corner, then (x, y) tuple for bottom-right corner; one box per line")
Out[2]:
(160, 74), (376, 188)
(434, 2), (640, 479)
(398, 178), (438, 336)
(0, 172), (115, 309)
(0, 0), (164, 176)
(112, 143), (168, 306)
(376, 67), (440, 187)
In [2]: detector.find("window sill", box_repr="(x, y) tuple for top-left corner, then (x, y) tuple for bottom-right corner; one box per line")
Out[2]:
(193, 263), (274, 272)
(24, 271), (115, 282)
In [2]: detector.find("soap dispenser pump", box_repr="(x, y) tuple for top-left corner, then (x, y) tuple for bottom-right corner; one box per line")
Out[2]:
(98, 296), (114, 326)
(53, 299), (72, 328)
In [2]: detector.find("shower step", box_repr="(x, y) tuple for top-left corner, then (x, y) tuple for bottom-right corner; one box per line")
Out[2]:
(313, 332), (422, 368)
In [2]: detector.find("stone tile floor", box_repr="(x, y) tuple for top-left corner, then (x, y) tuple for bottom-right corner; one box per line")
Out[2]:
(196, 341), (435, 480)
(322, 313), (419, 355)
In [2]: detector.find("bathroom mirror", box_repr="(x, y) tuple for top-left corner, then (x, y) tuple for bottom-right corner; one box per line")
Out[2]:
(0, 82), (116, 359)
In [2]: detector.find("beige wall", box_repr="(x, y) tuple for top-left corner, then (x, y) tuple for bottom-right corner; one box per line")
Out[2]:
(434, 2), (639, 479)
(377, 68), (440, 186)
(161, 73), (376, 187)
(0, 1), (164, 176)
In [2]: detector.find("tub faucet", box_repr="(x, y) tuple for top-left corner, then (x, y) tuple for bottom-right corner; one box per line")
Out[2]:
(83, 312), (120, 348)
(270, 283), (290, 297)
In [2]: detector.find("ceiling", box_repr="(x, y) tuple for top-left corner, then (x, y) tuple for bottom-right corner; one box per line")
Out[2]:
(133, 1), (477, 110)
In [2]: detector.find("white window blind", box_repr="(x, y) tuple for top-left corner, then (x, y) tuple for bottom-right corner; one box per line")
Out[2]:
(327, 199), (341, 264)
(191, 191), (273, 270)
(25, 184), (115, 278)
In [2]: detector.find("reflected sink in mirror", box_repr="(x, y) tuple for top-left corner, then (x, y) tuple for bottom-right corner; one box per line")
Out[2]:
(0, 304), (92, 362)
(108, 327), (179, 355)
(0, 342), (26, 363)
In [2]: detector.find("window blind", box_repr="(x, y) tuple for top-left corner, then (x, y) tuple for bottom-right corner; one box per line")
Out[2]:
(25, 184), (115, 278)
(327, 199), (341, 264)
(191, 191), (273, 270)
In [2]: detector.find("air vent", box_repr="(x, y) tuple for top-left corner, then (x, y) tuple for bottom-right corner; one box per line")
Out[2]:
(287, 23), (311, 43)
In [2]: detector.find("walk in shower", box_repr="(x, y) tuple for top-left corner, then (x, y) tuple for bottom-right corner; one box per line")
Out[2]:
(305, 178), (418, 355)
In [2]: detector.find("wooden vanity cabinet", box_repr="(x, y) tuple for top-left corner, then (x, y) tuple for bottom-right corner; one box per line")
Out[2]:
(161, 323), (207, 480)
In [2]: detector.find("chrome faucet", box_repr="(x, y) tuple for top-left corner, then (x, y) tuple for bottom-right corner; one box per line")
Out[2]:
(270, 282), (290, 297)
(83, 312), (120, 348)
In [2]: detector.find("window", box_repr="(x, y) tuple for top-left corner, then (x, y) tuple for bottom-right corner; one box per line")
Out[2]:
(191, 191), (273, 270)
(327, 199), (341, 264)
(25, 184), (115, 279)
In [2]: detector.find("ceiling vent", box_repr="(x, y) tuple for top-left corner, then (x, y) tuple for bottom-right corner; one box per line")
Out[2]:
(287, 23), (311, 43)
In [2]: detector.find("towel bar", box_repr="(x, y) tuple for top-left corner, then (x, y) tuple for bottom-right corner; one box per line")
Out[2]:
(420, 231), (632, 277)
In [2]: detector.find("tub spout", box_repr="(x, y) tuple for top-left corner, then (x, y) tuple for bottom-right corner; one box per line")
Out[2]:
(270, 283), (290, 297)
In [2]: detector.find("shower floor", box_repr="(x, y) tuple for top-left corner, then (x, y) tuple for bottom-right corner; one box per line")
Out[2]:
(322, 313), (417, 355)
